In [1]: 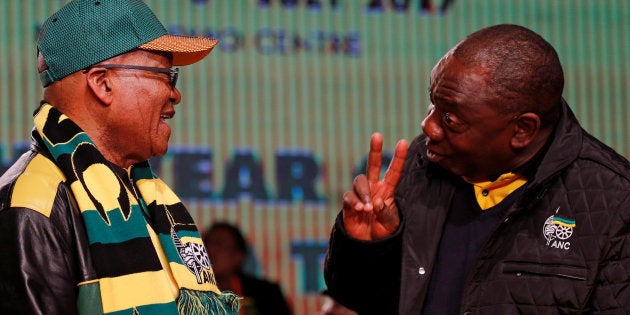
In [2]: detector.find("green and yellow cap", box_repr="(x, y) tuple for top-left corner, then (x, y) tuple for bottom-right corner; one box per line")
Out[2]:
(37, 0), (218, 87)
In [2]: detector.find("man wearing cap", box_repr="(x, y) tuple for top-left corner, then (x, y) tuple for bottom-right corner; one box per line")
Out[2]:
(0, 0), (238, 314)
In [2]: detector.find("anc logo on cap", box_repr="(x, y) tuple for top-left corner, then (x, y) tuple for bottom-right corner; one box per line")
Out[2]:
(543, 208), (575, 250)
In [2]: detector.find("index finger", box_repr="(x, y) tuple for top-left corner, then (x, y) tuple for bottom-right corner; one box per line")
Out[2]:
(366, 132), (383, 183)
(381, 139), (408, 195)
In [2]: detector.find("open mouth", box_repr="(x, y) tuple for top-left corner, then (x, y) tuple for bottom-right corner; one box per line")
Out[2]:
(426, 149), (441, 160)
(160, 112), (174, 121)
(425, 144), (445, 161)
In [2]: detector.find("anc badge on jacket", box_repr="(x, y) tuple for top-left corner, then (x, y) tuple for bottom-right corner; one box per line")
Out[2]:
(543, 207), (576, 250)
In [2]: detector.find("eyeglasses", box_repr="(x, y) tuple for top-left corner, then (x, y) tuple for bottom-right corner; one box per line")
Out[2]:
(83, 64), (179, 88)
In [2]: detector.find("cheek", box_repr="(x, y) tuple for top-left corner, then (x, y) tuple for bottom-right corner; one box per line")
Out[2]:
(448, 133), (485, 157)
(456, 133), (508, 165)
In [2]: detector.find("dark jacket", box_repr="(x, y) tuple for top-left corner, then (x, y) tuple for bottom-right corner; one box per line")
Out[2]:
(325, 101), (630, 314)
(0, 132), (95, 315)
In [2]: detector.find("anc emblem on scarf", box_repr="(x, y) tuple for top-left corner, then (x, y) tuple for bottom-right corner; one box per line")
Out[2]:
(171, 226), (214, 284)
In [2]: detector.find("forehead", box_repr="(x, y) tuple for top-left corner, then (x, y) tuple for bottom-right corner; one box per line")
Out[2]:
(429, 55), (494, 112)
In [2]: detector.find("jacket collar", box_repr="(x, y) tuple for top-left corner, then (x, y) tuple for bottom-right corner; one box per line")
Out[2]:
(528, 99), (582, 186)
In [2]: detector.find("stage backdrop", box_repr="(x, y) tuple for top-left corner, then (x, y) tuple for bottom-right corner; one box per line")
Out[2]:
(1, 0), (628, 314)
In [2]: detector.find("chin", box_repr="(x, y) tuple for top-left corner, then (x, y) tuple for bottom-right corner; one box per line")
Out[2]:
(440, 164), (466, 177)
(152, 145), (169, 158)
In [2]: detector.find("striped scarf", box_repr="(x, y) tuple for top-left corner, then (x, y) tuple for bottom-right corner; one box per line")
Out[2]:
(34, 104), (239, 315)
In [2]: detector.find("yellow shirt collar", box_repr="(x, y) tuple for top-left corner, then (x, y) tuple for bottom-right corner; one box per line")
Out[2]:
(463, 172), (528, 210)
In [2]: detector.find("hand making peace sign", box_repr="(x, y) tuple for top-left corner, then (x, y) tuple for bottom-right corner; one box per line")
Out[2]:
(342, 132), (408, 241)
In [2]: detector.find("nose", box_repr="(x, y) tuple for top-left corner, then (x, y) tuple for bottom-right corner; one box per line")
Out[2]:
(170, 86), (182, 105)
(421, 108), (444, 141)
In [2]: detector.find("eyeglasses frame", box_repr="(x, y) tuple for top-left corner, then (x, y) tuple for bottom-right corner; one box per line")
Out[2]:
(83, 64), (179, 88)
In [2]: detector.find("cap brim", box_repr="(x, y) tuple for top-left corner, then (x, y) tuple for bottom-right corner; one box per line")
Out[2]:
(139, 34), (218, 66)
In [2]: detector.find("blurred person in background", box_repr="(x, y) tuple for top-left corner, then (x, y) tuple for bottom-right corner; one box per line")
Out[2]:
(204, 222), (293, 315)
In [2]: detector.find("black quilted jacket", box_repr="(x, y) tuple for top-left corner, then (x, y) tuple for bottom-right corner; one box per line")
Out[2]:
(325, 100), (630, 314)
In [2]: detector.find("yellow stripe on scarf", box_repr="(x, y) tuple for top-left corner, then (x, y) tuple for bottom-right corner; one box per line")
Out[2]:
(463, 172), (527, 210)
(70, 177), (138, 217)
(81, 163), (127, 212)
(98, 269), (179, 313)
(137, 178), (181, 205)
(99, 225), (179, 313)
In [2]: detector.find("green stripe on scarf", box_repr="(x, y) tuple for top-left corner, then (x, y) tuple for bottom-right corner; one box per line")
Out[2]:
(34, 104), (239, 315)
(82, 205), (150, 244)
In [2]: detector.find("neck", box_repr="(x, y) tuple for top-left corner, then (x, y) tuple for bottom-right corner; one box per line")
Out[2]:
(512, 127), (553, 171)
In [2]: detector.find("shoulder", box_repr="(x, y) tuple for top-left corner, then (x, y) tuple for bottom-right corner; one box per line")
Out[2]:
(0, 150), (79, 249)
(0, 148), (84, 248)
(540, 109), (630, 198)
(555, 130), (630, 201)
(1, 151), (66, 218)
(546, 132), (630, 236)
(551, 102), (630, 185)
(578, 132), (630, 182)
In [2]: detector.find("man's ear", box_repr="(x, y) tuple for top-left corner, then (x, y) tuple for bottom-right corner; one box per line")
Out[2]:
(84, 68), (113, 105)
(511, 112), (541, 149)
